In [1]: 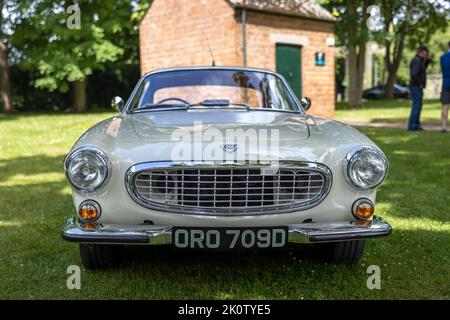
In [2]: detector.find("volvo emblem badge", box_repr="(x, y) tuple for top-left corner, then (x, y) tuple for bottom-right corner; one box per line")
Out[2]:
(222, 144), (238, 153)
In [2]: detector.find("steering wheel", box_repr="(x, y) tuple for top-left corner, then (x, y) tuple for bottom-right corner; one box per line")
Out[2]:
(156, 97), (190, 105)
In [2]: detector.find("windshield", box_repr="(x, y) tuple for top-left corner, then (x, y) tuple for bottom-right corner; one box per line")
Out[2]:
(128, 69), (301, 112)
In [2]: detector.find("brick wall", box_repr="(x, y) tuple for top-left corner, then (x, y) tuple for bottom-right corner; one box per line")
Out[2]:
(140, 0), (239, 73)
(238, 11), (336, 118)
(140, 0), (335, 118)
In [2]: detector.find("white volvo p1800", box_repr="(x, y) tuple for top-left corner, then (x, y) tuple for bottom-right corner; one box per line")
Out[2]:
(62, 67), (392, 269)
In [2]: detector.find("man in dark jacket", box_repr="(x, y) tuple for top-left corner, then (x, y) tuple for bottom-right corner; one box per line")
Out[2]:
(408, 45), (430, 131)
(440, 41), (450, 133)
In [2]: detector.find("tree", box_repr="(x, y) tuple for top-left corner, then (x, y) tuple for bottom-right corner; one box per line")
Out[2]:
(0, 0), (15, 113)
(346, 0), (370, 107)
(376, 0), (448, 98)
(324, 0), (372, 107)
(12, 0), (151, 113)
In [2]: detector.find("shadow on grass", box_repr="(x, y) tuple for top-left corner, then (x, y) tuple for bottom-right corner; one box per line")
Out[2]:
(0, 180), (73, 223)
(124, 244), (322, 267)
(0, 155), (65, 183)
(80, 227), (448, 299)
(0, 109), (113, 119)
(0, 156), (72, 226)
(361, 128), (450, 222)
(0, 110), (115, 124)
(115, 244), (342, 288)
(0, 115), (19, 122)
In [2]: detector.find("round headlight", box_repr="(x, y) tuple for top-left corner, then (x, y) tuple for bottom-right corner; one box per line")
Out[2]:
(65, 147), (109, 192)
(344, 146), (388, 190)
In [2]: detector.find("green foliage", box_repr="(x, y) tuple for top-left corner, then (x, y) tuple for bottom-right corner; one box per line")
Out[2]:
(404, 1), (448, 49)
(11, 0), (151, 93)
(425, 24), (450, 73)
(396, 23), (450, 83)
(372, 0), (448, 49)
(323, 0), (448, 91)
(321, 0), (371, 47)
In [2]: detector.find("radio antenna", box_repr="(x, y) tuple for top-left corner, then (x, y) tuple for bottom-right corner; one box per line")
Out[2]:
(206, 36), (216, 66)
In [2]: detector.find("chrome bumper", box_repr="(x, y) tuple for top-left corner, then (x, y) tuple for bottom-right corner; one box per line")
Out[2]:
(61, 217), (392, 245)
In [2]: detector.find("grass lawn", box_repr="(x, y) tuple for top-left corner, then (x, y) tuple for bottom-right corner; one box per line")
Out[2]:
(0, 105), (449, 300)
(335, 99), (444, 125)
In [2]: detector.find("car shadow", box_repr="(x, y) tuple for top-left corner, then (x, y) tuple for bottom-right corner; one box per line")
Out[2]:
(120, 243), (327, 270)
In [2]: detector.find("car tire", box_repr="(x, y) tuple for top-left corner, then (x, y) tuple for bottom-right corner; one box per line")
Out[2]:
(319, 240), (365, 265)
(79, 244), (123, 270)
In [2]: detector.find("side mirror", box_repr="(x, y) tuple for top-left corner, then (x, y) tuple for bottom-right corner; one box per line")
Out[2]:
(300, 97), (312, 111)
(111, 96), (125, 112)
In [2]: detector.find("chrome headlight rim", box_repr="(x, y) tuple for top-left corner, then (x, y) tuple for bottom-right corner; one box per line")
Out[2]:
(64, 147), (110, 193)
(344, 146), (389, 191)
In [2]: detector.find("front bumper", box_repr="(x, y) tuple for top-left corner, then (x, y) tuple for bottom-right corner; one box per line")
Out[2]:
(61, 216), (392, 245)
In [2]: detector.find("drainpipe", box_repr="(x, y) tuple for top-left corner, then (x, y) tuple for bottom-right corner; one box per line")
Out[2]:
(242, 5), (247, 67)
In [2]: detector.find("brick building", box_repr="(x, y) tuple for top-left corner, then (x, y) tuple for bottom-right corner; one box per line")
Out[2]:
(140, 0), (336, 117)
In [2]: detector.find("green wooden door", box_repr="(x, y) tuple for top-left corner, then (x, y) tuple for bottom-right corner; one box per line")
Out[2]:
(276, 44), (302, 99)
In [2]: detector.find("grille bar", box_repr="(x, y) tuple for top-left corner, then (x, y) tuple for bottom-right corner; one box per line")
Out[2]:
(134, 185), (323, 190)
(126, 162), (332, 216)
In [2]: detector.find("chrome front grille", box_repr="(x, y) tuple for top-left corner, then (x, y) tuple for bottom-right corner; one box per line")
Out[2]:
(126, 162), (332, 215)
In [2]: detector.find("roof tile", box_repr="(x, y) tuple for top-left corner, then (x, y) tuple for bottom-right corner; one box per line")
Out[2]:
(228, 0), (335, 21)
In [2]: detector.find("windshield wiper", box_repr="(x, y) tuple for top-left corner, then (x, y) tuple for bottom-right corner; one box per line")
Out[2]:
(188, 100), (250, 110)
(133, 100), (251, 113)
(132, 104), (189, 113)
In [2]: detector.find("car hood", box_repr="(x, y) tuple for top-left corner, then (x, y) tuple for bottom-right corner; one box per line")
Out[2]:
(131, 110), (311, 143)
(71, 110), (377, 166)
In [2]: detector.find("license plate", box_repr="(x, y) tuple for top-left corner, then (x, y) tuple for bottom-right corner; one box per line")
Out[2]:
(172, 227), (288, 250)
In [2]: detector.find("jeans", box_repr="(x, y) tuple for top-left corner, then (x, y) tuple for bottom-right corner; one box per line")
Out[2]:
(409, 85), (424, 130)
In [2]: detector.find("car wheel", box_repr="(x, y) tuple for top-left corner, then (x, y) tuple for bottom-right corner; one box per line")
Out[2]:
(318, 240), (365, 265)
(79, 244), (123, 270)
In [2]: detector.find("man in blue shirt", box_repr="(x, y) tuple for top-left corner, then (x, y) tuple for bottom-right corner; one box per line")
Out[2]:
(408, 45), (430, 131)
(440, 41), (450, 133)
